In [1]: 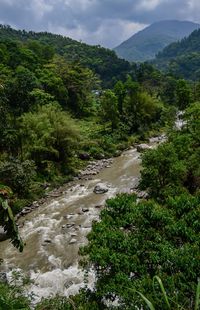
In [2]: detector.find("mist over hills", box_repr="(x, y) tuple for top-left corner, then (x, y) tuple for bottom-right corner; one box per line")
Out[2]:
(114, 20), (200, 62)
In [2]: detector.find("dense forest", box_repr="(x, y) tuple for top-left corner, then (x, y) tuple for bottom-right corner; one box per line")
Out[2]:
(0, 25), (200, 309)
(154, 28), (200, 80)
(0, 25), (133, 88)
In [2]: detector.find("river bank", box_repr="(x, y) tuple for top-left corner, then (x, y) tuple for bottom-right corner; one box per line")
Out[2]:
(0, 134), (166, 304)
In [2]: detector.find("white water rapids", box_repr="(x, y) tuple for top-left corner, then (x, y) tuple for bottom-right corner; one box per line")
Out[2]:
(0, 146), (147, 303)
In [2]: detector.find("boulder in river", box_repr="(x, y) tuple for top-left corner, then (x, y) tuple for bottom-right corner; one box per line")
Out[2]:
(137, 144), (152, 152)
(82, 207), (89, 213)
(94, 183), (109, 194)
(69, 238), (77, 244)
(0, 272), (7, 284)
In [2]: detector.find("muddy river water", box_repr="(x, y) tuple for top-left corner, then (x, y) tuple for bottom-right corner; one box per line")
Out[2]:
(0, 146), (143, 302)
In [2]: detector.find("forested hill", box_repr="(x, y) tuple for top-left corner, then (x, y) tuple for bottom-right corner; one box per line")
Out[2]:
(154, 28), (200, 80)
(0, 24), (132, 87)
(114, 20), (200, 62)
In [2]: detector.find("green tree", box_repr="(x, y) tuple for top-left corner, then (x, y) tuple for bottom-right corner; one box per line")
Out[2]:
(81, 193), (200, 309)
(100, 90), (119, 131)
(175, 79), (192, 110)
(139, 143), (187, 200)
(8, 66), (38, 115)
(114, 80), (126, 114)
(19, 103), (79, 173)
(0, 159), (36, 197)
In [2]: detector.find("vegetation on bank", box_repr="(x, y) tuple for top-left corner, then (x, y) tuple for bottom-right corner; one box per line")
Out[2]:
(0, 25), (200, 310)
(154, 27), (200, 80)
(0, 27), (182, 216)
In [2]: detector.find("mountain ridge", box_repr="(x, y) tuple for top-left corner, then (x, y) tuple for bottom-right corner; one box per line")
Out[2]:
(114, 20), (200, 62)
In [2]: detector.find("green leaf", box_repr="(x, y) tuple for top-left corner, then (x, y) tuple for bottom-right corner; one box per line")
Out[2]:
(153, 276), (171, 309)
(137, 292), (156, 310)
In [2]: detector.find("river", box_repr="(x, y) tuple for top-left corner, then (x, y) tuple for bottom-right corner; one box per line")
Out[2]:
(0, 146), (144, 302)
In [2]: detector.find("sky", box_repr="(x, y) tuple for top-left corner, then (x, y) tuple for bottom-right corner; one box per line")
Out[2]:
(0, 0), (200, 48)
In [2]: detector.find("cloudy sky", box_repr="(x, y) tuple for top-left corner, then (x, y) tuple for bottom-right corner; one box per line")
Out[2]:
(0, 0), (200, 47)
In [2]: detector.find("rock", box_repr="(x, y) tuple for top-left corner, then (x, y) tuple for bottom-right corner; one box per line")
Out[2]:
(0, 272), (7, 284)
(113, 150), (122, 157)
(66, 223), (75, 228)
(64, 280), (73, 289)
(79, 153), (90, 160)
(132, 190), (149, 199)
(41, 183), (50, 190)
(66, 215), (74, 219)
(95, 205), (104, 209)
(0, 227), (8, 242)
(94, 153), (105, 160)
(70, 233), (78, 237)
(44, 239), (52, 243)
(94, 183), (109, 194)
(137, 144), (152, 152)
(69, 238), (77, 244)
(82, 207), (89, 213)
(137, 191), (149, 199)
(32, 201), (40, 207)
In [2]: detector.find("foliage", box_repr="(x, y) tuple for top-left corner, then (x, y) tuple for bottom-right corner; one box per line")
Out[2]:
(0, 24), (132, 88)
(81, 193), (200, 309)
(100, 90), (119, 131)
(0, 159), (36, 196)
(154, 28), (200, 80)
(139, 276), (200, 310)
(139, 143), (187, 200)
(0, 185), (24, 251)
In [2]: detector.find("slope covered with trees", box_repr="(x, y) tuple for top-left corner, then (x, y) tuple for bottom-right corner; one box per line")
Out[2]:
(0, 24), (200, 310)
(0, 26), (177, 218)
(154, 28), (200, 80)
(114, 20), (200, 62)
(0, 24), (132, 88)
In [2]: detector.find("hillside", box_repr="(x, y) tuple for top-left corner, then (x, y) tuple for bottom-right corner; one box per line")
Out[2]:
(0, 25), (132, 87)
(154, 28), (200, 80)
(114, 20), (200, 62)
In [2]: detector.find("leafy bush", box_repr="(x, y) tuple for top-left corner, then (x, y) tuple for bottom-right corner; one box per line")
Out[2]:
(0, 159), (36, 196)
(81, 193), (200, 309)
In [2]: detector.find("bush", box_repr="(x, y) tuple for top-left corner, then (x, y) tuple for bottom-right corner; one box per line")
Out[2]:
(0, 159), (36, 196)
(81, 193), (200, 309)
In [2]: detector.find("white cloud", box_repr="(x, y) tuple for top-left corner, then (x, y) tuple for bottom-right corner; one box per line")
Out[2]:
(48, 19), (147, 47)
(136, 0), (162, 11)
(28, 0), (53, 19)
(0, 0), (200, 47)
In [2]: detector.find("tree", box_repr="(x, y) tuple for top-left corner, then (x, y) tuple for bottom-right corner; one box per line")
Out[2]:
(100, 90), (119, 131)
(81, 193), (200, 309)
(19, 103), (79, 173)
(8, 66), (38, 115)
(139, 142), (187, 200)
(0, 159), (36, 197)
(175, 79), (192, 110)
(114, 80), (126, 114)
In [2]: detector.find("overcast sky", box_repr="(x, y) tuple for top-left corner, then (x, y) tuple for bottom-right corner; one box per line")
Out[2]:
(0, 0), (200, 47)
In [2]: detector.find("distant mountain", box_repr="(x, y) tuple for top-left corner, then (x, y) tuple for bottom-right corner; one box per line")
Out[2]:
(0, 24), (132, 87)
(114, 20), (200, 62)
(153, 28), (200, 80)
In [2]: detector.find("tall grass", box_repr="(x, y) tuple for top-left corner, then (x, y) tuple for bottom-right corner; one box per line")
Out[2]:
(138, 276), (200, 310)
